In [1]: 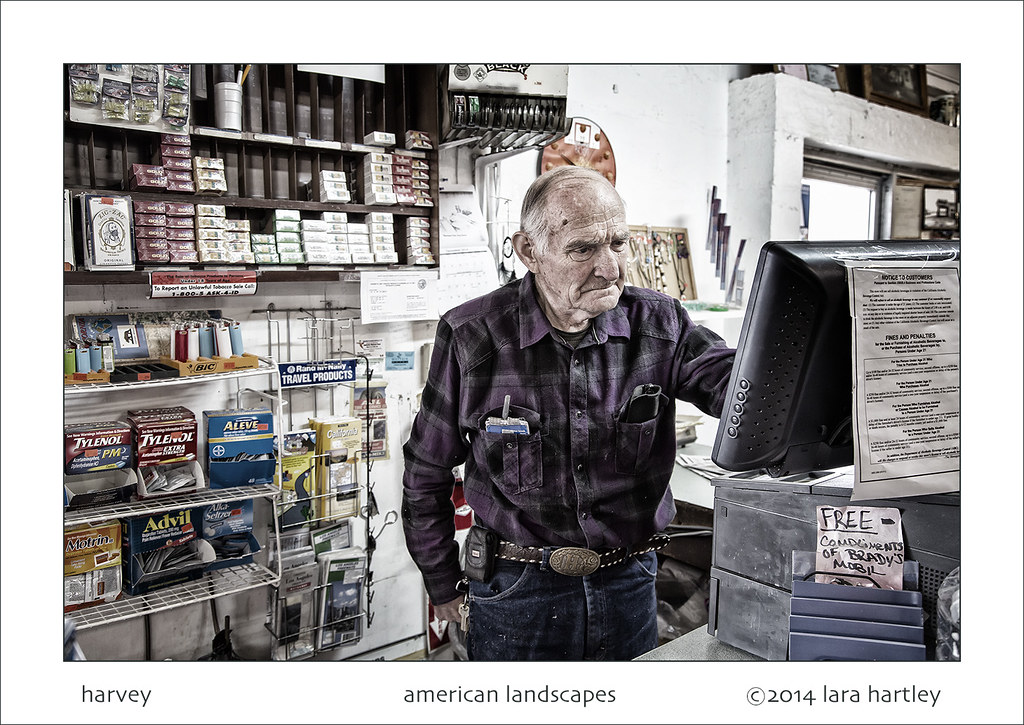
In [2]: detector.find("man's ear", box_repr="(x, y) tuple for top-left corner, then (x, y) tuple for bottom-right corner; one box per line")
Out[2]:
(512, 231), (540, 272)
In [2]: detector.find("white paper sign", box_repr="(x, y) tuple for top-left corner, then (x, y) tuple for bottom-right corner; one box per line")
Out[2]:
(848, 262), (961, 500)
(359, 271), (439, 324)
(815, 505), (905, 589)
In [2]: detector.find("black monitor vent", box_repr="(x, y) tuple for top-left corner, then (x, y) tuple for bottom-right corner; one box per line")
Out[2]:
(743, 284), (814, 453)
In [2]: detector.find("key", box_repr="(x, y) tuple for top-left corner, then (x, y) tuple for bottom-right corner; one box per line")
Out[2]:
(458, 599), (470, 633)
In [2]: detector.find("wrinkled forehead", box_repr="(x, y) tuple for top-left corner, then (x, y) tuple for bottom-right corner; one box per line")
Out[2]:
(544, 180), (626, 233)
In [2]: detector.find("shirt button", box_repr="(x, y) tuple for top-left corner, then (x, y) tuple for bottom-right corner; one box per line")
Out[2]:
(575, 410), (583, 419)
(576, 464), (583, 472)
(573, 359), (580, 366)
(644, 429), (652, 436)
(506, 442), (514, 449)
(581, 512), (589, 519)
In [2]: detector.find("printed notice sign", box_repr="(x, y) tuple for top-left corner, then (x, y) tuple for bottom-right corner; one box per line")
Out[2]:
(359, 271), (439, 324)
(848, 262), (960, 500)
(278, 360), (358, 389)
(151, 270), (257, 298)
(815, 505), (904, 590)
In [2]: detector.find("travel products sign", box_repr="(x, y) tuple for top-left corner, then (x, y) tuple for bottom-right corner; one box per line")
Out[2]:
(150, 271), (257, 298)
(278, 360), (358, 389)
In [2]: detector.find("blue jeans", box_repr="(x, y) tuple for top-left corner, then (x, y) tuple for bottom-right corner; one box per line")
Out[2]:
(466, 550), (659, 661)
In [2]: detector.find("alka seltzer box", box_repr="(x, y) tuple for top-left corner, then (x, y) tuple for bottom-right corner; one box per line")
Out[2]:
(64, 521), (122, 611)
(204, 408), (276, 489)
(80, 194), (135, 270)
(122, 507), (205, 595)
(127, 406), (201, 497)
(200, 499), (259, 572)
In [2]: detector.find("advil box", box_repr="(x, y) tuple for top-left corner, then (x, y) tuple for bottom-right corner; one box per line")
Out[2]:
(204, 408), (276, 488)
(122, 507), (210, 595)
(64, 521), (122, 611)
(200, 499), (260, 571)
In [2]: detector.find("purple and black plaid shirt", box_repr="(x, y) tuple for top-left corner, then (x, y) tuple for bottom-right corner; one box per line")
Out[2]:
(402, 272), (735, 603)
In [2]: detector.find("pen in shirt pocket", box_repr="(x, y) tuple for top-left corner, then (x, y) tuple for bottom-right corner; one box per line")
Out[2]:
(485, 394), (529, 434)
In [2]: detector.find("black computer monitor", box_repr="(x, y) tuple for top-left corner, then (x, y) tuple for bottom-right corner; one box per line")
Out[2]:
(712, 240), (960, 477)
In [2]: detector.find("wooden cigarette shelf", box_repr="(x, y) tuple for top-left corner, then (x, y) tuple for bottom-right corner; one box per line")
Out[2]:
(63, 266), (430, 286)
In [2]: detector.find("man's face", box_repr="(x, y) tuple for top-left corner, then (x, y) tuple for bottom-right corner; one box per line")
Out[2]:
(528, 180), (629, 331)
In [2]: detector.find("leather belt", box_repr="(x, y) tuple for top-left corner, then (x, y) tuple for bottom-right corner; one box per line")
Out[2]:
(495, 533), (671, 576)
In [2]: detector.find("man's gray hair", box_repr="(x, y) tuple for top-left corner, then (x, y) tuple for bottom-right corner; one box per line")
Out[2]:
(519, 167), (622, 254)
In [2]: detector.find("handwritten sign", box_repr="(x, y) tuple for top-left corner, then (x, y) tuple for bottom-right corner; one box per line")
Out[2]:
(151, 270), (257, 298)
(815, 505), (905, 590)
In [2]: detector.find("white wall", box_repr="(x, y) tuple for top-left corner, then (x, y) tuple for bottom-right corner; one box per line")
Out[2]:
(727, 72), (961, 282)
(481, 64), (750, 305)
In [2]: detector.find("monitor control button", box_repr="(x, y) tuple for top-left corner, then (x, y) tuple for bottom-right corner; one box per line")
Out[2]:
(727, 426), (738, 438)
(738, 378), (750, 390)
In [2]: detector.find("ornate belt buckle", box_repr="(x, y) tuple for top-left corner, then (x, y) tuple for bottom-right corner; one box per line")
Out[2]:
(549, 547), (600, 576)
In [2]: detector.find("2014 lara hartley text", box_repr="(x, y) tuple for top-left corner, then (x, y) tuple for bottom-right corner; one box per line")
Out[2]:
(404, 685), (616, 707)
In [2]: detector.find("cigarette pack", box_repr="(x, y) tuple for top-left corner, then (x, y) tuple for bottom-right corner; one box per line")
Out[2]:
(223, 230), (251, 242)
(65, 521), (122, 611)
(366, 192), (398, 206)
(197, 228), (226, 241)
(122, 507), (207, 595)
(364, 131), (396, 146)
(134, 225), (166, 239)
(319, 170), (347, 182)
(166, 227), (196, 241)
(166, 180), (195, 193)
(268, 220), (300, 233)
(350, 251), (375, 264)
(196, 204), (226, 217)
(160, 133), (191, 146)
(279, 252), (306, 264)
(275, 242), (302, 254)
(134, 200), (167, 214)
(368, 212), (394, 223)
(135, 213), (166, 227)
(276, 232), (301, 245)
(165, 170), (194, 183)
(391, 154), (413, 168)
(368, 152), (393, 164)
(192, 156), (225, 170)
(251, 233), (276, 245)
(300, 219), (328, 232)
(301, 231), (328, 244)
(255, 252), (280, 264)
(165, 216), (195, 229)
(321, 211), (348, 223)
(162, 156), (192, 171)
(272, 208), (301, 221)
(326, 222), (348, 234)
(407, 217), (431, 229)
(165, 201), (196, 216)
(374, 251), (399, 264)
(319, 188), (351, 203)
(224, 218), (251, 231)
(80, 194), (135, 270)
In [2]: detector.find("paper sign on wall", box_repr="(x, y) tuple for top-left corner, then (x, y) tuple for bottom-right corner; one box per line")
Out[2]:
(815, 505), (905, 590)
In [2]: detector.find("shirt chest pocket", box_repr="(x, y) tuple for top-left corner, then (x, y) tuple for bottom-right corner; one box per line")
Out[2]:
(477, 406), (544, 495)
(614, 389), (671, 475)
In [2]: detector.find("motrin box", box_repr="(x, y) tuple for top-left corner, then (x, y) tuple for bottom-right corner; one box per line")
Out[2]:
(204, 408), (276, 488)
(64, 521), (122, 611)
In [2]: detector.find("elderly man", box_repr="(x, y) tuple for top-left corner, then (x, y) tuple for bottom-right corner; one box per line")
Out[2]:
(402, 167), (735, 660)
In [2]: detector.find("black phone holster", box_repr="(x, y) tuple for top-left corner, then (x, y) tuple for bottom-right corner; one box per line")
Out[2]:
(463, 525), (498, 582)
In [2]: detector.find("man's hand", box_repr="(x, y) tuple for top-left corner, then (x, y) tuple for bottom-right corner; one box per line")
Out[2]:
(433, 596), (464, 625)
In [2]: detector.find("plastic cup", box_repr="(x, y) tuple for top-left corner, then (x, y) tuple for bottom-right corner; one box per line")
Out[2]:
(214, 82), (243, 131)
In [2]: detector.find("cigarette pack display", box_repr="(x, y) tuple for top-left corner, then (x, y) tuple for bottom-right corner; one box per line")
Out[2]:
(165, 215), (195, 229)
(160, 132), (191, 146)
(165, 201), (196, 216)
(196, 177), (228, 195)
(134, 213), (166, 227)
(134, 226), (167, 240)
(364, 130), (396, 146)
(192, 155), (225, 170)
(405, 129), (433, 149)
(160, 143), (192, 158)
(122, 507), (209, 595)
(134, 200), (167, 214)
(162, 154), (192, 169)
(166, 180), (195, 193)
(80, 194), (135, 270)
(200, 499), (260, 572)
(65, 521), (123, 611)
(166, 227), (196, 241)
